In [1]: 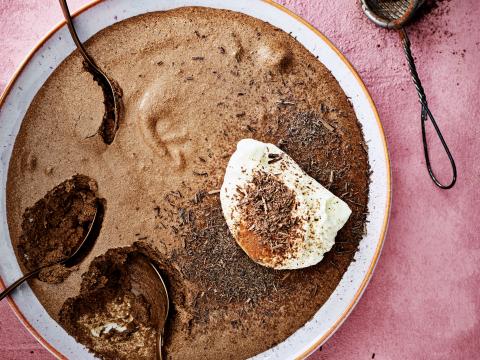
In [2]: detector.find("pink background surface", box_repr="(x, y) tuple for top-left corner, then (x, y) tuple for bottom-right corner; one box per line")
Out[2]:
(0, 0), (479, 359)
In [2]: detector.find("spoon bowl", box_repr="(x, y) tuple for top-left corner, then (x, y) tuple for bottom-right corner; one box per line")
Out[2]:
(127, 253), (170, 360)
(59, 0), (122, 144)
(0, 200), (102, 302)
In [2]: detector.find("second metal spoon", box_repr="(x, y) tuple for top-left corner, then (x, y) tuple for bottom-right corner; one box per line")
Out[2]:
(0, 201), (101, 302)
(127, 253), (170, 360)
(59, 0), (122, 144)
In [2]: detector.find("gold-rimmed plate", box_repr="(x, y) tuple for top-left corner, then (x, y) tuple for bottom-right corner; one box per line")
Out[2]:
(0, 1), (391, 358)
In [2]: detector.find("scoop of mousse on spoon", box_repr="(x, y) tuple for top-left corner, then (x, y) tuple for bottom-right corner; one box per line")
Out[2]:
(0, 201), (103, 301)
(127, 253), (170, 360)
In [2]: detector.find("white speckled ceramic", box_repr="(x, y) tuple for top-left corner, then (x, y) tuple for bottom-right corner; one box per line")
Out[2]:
(0, 1), (391, 359)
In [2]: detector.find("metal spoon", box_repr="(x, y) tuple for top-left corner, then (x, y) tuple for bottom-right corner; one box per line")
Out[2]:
(360, 0), (457, 189)
(127, 253), (170, 360)
(0, 201), (101, 302)
(59, 0), (122, 144)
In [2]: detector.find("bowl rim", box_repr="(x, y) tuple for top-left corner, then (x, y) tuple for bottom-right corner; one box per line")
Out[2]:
(0, 1), (391, 359)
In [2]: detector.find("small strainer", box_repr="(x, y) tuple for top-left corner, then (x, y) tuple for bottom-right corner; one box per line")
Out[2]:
(361, 0), (457, 189)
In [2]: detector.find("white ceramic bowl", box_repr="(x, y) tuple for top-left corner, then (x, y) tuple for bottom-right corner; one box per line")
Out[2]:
(0, 1), (391, 359)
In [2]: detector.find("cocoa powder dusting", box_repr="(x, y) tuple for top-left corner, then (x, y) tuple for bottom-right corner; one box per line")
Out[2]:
(235, 170), (300, 260)
(410, 0), (454, 41)
(59, 246), (159, 360)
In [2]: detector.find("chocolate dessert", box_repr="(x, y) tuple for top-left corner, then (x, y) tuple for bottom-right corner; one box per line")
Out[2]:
(6, 7), (369, 359)
(17, 175), (100, 284)
(59, 247), (161, 360)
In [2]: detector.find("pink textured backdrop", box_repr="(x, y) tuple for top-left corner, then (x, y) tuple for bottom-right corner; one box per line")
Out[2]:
(0, 0), (479, 359)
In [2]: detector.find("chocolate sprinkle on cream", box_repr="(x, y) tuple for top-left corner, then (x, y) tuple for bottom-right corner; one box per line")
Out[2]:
(235, 170), (300, 261)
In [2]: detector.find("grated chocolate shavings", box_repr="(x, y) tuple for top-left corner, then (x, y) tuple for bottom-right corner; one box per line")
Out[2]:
(235, 171), (300, 259)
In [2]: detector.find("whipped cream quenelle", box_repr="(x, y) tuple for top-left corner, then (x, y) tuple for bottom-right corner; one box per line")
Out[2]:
(220, 139), (352, 270)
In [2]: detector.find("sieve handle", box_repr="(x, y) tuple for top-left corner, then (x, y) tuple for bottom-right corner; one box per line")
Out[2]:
(399, 28), (457, 189)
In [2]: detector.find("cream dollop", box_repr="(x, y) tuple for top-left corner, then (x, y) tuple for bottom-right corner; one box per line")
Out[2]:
(220, 139), (351, 270)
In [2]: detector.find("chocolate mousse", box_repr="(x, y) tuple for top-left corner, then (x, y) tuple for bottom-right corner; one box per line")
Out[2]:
(6, 7), (370, 359)
(17, 175), (100, 284)
(59, 246), (159, 360)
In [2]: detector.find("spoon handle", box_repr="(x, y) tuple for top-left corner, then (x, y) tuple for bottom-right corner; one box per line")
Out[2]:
(0, 268), (42, 301)
(58, 0), (98, 72)
(0, 204), (99, 303)
(157, 333), (164, 360)
(399, 28), (457, 189)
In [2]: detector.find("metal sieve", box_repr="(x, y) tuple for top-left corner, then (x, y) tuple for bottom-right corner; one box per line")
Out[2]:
(360, 0), (457, 189)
